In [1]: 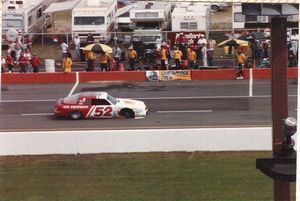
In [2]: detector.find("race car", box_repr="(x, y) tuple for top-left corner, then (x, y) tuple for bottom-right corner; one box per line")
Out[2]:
(54, 92), (148, 120)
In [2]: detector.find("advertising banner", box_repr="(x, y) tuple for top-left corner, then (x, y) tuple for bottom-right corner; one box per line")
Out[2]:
(146, 70), (191, 81)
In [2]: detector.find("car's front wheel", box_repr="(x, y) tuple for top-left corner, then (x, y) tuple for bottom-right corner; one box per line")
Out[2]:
(119, 109), (135, 118)
(70, 111), (83, 120)
(211, 5), (220, 11)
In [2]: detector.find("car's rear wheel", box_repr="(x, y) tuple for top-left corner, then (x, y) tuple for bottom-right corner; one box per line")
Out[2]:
(120, 109), (135, 118)
(70, 111), (83, 120)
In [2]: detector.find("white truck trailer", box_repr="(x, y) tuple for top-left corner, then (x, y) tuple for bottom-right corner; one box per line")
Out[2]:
(71, 0), (118, 43)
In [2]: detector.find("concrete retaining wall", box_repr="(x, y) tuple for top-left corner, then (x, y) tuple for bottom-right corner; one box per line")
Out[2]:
(0, 127), (273, 156)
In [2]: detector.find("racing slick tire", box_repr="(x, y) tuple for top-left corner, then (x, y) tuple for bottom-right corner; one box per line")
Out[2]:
(70, 110), (83, 120)
(120, 109), (135, 118)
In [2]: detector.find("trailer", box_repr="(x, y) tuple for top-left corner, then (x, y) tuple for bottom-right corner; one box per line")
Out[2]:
(71, 0), (118, 44)
(2, 0), (56, 45)
(130, 1), (171, 46)
(169, 2), (211, 45)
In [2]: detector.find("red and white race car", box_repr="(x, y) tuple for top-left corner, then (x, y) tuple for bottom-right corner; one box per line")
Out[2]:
(54, 92), (148, 120)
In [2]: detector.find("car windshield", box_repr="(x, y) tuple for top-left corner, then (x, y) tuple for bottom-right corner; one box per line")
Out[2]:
(63, 94), (80, 104)
(107, 94), (118, 105)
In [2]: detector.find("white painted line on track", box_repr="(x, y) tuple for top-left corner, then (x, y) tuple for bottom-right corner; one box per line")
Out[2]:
(68, 71), (79, 97)
(157, 110), (213, 113)
(21, 113), (54, 116)
(249, 68), (253, 97)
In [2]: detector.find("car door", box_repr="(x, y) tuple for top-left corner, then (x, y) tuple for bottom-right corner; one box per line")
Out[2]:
(86, 98), (115, 118)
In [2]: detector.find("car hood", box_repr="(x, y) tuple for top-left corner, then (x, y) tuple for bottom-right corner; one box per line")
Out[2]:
(116, 98), (146, 109)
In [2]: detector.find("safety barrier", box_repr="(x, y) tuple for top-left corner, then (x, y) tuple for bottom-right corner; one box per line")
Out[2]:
(1, 68), (298, 84)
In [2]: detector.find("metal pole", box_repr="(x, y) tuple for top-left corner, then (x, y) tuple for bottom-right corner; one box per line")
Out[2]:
(270, 17), (290, 201)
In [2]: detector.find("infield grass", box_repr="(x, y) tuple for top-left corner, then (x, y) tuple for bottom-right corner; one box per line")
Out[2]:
(0, 152), (296, 201)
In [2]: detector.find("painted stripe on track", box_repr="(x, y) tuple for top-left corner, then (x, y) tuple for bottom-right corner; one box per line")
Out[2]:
(157, 110), (213, 113)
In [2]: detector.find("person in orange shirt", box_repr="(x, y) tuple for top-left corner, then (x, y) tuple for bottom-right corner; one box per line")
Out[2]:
(160, 45), (167, 70)
(188, 47), (197, 69)
(127, 46), (137, 71)
(85, 50), (95, 72)
(173, 46), (183, 69)
(235, 50), (247, 79)
(99, 52), (110, 71)
(63, 54), (72, 73)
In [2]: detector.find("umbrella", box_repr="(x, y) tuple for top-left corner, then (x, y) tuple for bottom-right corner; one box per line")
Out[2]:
(83, 43), (112, 54)
(217, 39), (249, 47)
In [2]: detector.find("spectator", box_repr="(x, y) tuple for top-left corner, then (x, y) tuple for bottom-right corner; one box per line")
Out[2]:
(235, 49), (247, 79)
(207, 44), (214, 66)
(259, 57), (270, 68)
(160, 45), (167, 70)
(112, 44), (121, 70)
(1, 56), (6, 73)
(59, 40), (69, 59)
(23, 34), (32, 51)
(73, 35), (81, 60)
(200, 43), (207, 67)
(127, 46), (137, 71)
(31, 53), (41, 73)
(8, 41), (17, 61)
(85, 50), (95, 72)
(173, 46), (183, 69)
(288, 43), (297, 67)
(63, 54), (72, 73)
(23, 48), (32, 72)
(86, 33), (94, 45)
(5, 53), (14, 73)
(197, 34), (207, 46)
(290, 30), (298, 63)
(18, 52), (29, 73)
(99, 52), (111, 71)
(188, 47), (197, 69)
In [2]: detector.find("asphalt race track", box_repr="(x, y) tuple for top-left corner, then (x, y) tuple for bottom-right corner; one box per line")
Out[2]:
(0, 79), (297, 132)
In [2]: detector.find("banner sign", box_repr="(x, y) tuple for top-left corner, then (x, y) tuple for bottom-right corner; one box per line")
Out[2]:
(146, 70), (191, 81)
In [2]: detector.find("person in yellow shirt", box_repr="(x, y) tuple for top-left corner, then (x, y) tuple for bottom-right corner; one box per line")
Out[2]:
(160, 45), (167, 70)
(85, 50), (95, 71)
(188, 47), (197, 69)
(235, 50), (247, 79)
(127, 46), (137, 71)
(99, 52), (111, 71)
(173, 46), (183, 69)
(63, 55), (72, 73)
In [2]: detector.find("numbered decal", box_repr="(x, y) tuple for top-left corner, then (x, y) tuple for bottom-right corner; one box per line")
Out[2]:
(87, 106), (113, 118)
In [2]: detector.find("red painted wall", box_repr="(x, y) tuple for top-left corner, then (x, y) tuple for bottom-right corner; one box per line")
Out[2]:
(1, 68), (298, 84)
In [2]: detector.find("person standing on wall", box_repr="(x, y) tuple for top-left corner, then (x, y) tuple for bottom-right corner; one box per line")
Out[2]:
(188, 47), (197, 69)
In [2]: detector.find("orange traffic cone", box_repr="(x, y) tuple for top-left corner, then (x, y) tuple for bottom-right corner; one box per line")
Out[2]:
(119, 63), (124, 71)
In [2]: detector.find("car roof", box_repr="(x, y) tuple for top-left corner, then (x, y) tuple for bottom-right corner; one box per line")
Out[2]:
(78, 92), (108, 99)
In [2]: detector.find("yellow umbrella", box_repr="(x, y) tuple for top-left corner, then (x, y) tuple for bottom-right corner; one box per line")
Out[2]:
(83, 43), (113, 54)
(217, 39), (249, 47)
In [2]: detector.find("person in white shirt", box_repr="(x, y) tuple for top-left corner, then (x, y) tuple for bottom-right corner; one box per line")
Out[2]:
(290, 31), (299, 59)
(59, 40), (69, 58)
(197, 34), (207, 46)
(200, 43), (207, 67)
(73, 35), (81, 60)
(112, 44), (122, 70)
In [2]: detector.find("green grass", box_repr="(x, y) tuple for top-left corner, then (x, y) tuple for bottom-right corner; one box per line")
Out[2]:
(0, 152), (295, 201)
